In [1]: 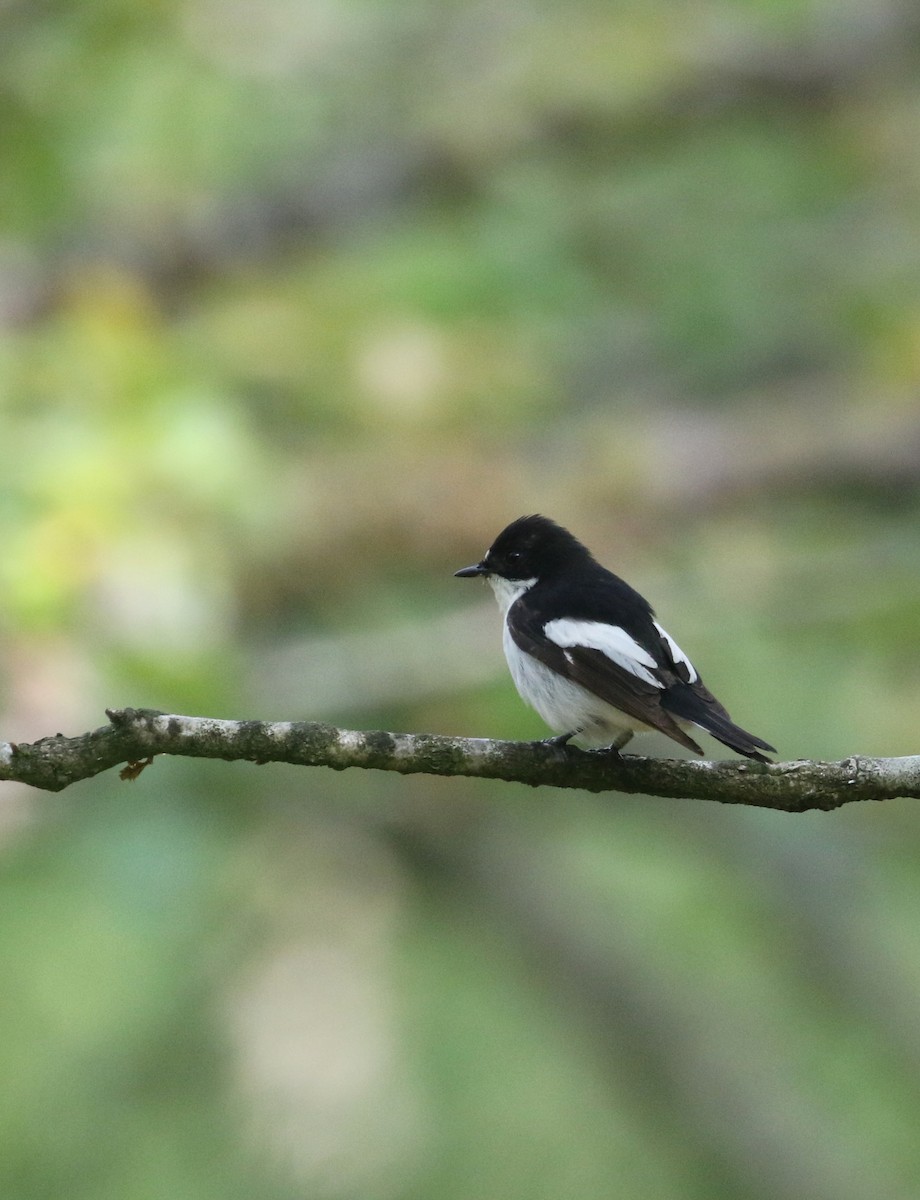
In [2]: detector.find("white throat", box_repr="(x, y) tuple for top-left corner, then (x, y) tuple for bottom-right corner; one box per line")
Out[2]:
(486, 574), (537, 616)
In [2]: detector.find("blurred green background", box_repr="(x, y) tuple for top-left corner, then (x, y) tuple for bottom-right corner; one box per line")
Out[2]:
(3, 1), (920, 1197)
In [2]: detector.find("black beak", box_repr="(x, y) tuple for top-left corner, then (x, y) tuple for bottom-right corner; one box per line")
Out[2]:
(454, 563), (487, 578)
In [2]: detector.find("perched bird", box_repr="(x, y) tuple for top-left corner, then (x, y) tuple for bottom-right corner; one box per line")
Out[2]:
(455, 515), (775, 761)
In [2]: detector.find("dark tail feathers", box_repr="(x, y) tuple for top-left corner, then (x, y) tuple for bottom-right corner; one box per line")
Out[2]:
(661, 683), (776, 764)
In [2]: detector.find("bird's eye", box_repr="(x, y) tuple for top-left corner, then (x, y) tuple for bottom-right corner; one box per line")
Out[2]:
(507, 550), (522, 563)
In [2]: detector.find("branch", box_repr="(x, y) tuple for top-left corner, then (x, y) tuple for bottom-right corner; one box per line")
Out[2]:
(0, 708), (916, 811)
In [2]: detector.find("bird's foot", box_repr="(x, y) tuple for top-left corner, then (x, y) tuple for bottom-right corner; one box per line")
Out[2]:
(541, 731), (577, 748)
(538, 730), (580, 764)
(585, 731), (633, 758)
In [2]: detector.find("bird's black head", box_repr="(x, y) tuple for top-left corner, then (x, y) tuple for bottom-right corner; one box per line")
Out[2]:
(454, 515), (594, 582)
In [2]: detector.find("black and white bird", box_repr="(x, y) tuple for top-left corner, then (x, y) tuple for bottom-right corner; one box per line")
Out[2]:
(455, 515), (775, 761)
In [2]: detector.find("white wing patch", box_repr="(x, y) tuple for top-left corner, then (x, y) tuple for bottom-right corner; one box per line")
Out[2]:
(652, 620), (698, 683)
(543, 618), (662, 688)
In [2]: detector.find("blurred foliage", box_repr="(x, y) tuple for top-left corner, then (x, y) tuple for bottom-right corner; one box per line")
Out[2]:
(2, 0), (920, 1197)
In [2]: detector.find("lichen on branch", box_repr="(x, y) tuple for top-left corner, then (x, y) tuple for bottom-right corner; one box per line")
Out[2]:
(0, 707), (917, 811)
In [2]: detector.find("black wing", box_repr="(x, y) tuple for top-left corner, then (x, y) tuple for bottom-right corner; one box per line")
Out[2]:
(509, 597), (706, 755)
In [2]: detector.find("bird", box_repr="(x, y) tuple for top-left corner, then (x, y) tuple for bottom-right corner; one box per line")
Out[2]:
(455, 514), (775, 762)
